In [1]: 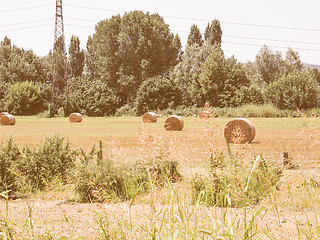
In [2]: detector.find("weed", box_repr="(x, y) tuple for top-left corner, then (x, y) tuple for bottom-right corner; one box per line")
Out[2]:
(0, 137), (21, 193)
(75, 143), (181, 203)
(19, 134), (77, 191)
(192, 154), (282, 207)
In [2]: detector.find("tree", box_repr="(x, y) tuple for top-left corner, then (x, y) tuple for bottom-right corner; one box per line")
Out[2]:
(187, 24), (203, 47)
(68, 35), (85, 78)
(283, 48), (303, 74)
(87, 11), (181, 105)
(1, 36), (11, 46)
(52, 36), (67, 92)
(204, 20), (222, 46)
(198, 46), (250, 107)
(254, 46), (284, 85)
(171, 44), (212, 106)
(307, 68), (320, 85)
(85, 36), (97, 80)
(0, 36), (49, 84)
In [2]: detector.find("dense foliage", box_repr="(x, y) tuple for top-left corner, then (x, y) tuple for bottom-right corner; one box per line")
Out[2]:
(187, 24), (203, 47)
(198, 46), (250, 107)
(5, 81), (45, 115)
(192, 153), (281, 207)
(0, 11), (319, 116)
(135, 75), (183, 114)
(68, 76), (119, 116)
(0, 36), (49, 84)
(87, 11), (181, 106)
(0, 137), (181, 202)
(264, 70), (319, 109)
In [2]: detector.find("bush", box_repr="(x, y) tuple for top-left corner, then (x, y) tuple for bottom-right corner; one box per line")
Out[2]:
(0, 138), (21, 192)
(19, 135), (77, 190)
(264, 70), (319, 110)
(135, 76), (183, 115)
(192, 152), (281, 207)
(5, 81), (45, 115)
(230, 104), (281, 118)
(114, 104), (137, 116)
(234, 85), (264, 106)
(75, 143), (181, 203)
(163, 105), (201, 117)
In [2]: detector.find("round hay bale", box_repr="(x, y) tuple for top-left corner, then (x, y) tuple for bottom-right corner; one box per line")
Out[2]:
(224, 118), (255, 144)
(142, 112), (158, 123)
(199, 110), (211, 119)
(69, 113), (82, 123)
(0, 112), (9, 118)
(164, 115), (184, 131)
(0, 114), (16, 125)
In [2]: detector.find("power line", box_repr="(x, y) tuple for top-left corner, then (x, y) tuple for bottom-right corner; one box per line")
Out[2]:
(64, 4), (124, 14)
(65, 17), (98, 23)
(222, 41), (320, 52)
(65, 23), (93, 29)
(221, 21), (320, 32)
(0, 19), (54, 28)
(0, 4), (53, 14)
(223, 35), (320, 46)
(0, 24), (53, 33)
(62, 20), (320, 47)
(64, 4), (320, 33)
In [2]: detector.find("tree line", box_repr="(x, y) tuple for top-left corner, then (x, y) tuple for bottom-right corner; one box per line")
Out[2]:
(0, 10), (319, 116)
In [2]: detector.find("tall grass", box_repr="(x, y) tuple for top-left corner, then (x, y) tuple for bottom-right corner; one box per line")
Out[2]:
(192, 152), (282, 207)
(75, 142), (182, 203)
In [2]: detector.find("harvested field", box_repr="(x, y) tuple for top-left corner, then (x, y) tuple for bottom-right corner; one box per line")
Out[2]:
(0, 116), (320, 239)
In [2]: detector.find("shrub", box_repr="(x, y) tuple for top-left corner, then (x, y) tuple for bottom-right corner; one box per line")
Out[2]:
(234, 85), (264, 106)
(135, 76), (183, 115)
(114, 104), (137, 116)
(19, 135), (77, 190)
(5, 81), (45, 115)
(0, 138), (21, 192)
(192, 152), (281, 207)
(264, 70), (319, 110)
(232, 104), (281, 118)
(75, 143), (181, 203)
(163, 105), (201, 117)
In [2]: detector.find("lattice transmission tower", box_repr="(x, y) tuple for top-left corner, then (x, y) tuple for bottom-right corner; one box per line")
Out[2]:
(51, 0), (68, 117)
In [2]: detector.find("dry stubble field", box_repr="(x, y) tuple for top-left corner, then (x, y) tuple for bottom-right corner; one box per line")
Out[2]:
(0, 115), (320, 239)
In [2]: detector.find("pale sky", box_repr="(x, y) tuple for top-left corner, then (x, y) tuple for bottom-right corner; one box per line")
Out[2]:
(1, 0), (320, 65)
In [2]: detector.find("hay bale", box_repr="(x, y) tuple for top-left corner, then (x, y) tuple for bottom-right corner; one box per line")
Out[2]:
(164, 115), (184, 131)
(142, 112), (158, 123)
(0, 112), (9, 118)
(0, 114), (16, 125)
(224, 118), (255, 144)
(199, 110), (211, 119)
(69, 113), (82, 123)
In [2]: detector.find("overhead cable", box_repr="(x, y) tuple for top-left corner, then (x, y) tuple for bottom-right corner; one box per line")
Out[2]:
(0, 4), (53, 14)
(222, 41), (320, 52)
(0, 24), (53, 32)
(0, 18), (54, 28)
(64, 4), (320, 32)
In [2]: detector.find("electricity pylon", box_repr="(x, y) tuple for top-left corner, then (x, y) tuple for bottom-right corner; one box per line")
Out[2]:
(51, 0), (68, 117)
